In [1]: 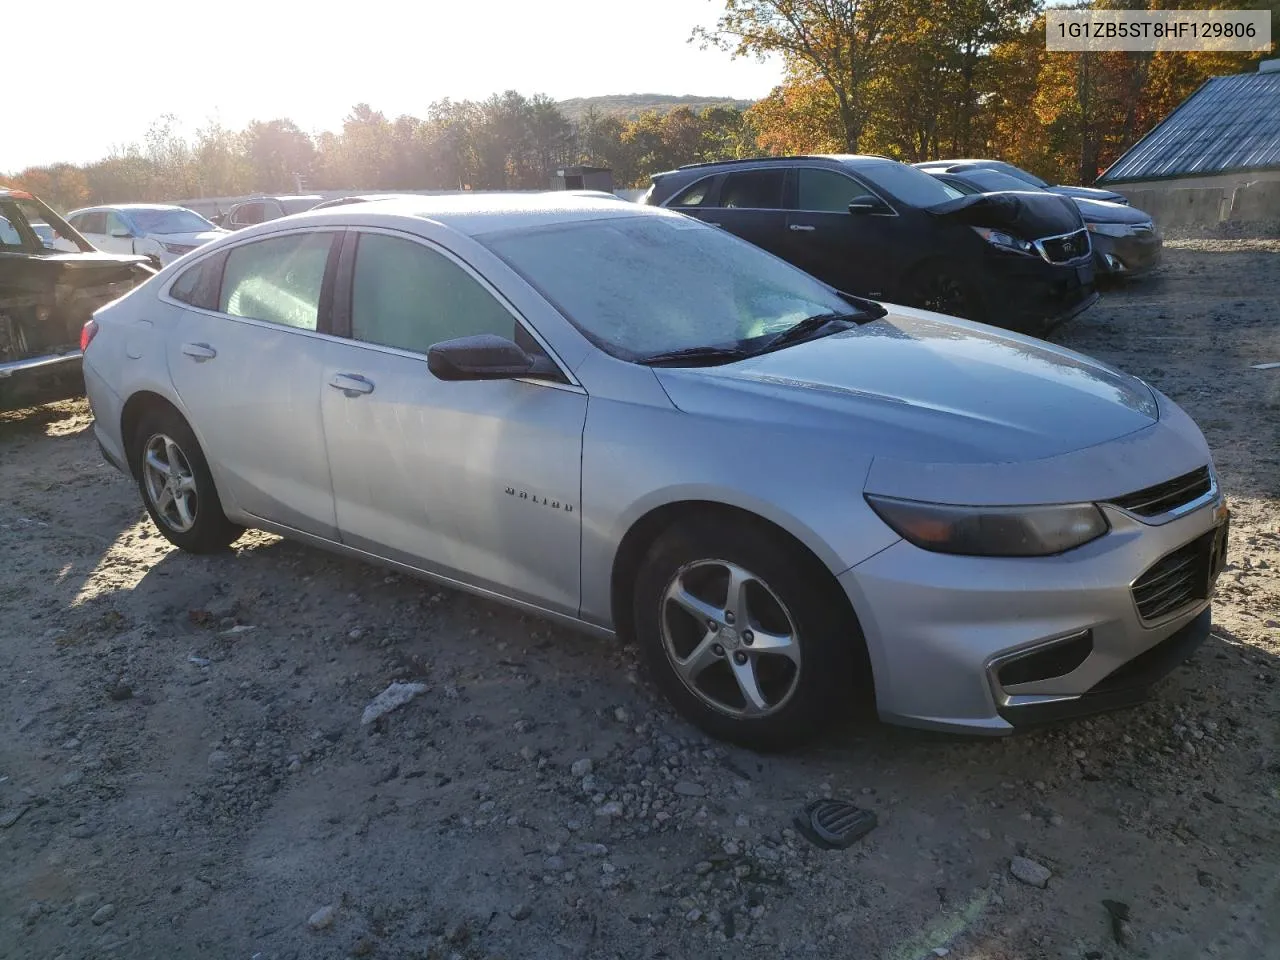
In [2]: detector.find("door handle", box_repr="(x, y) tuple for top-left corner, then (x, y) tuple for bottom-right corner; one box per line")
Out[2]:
(788, 224), (816, 232)
(181, 342), (217, 361)
(329, 373), (375, 398)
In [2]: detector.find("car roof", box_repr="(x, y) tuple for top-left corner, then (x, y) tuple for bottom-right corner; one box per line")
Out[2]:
(237, 195), (323, 203)
(279, 191), (672, 238)
(67, 203), (196, 215)
(654, 154), (907, 183)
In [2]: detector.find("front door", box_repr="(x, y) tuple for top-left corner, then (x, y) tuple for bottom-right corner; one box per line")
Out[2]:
(784, 167), (898, 299)
(164, 229), (341, 538)
(103, 210), (136, 255)
(317, 230), (586, 614)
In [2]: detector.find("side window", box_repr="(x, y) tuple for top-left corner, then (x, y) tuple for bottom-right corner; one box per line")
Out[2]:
(796, 169), (871, 212)
(350, 233), (517, 356)
(218, 233), (333, 330)
(105, 211), (132, 237)
(717, 170), (785, 210)
(669, 177), (715, 208)
(233, 202), (264, 226)
(942, 177), (978, 196)
(0, 213), (22, 248)
(169, 254), (223, 310)
(79, 211), (107, 234)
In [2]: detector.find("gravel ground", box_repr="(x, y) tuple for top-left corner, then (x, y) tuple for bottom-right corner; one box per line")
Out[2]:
(1, 241), (1277, 960)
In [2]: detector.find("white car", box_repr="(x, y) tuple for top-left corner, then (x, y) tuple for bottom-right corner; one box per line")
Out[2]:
(66, 204), (228, 267)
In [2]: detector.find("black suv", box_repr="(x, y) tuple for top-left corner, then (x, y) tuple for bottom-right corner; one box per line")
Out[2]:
(1, 188), (154, 411)
(644, 155), (1098, 335)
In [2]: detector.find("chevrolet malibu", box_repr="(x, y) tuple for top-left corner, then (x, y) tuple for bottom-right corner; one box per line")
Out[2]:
(81, 195), (1229, 749)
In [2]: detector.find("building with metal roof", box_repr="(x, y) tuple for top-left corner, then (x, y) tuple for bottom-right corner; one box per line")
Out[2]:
(1099, 59), (1280, 189)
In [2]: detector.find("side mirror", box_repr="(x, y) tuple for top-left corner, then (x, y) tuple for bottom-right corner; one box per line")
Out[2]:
(110, 228), (133, 239)
(428, 334), (536, 381)
(848, 195), (888, 215)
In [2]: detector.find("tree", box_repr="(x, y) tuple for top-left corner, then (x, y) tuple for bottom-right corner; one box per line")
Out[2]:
(694, 0), (900, 151)
(243, 119), (315, 193)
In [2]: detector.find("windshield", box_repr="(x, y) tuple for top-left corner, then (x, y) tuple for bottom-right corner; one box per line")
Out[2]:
(129, 208), (216, 235)
(484, 215), (854, 361)
(987, 163), (1050, 188)
(965, 169), (1044, 193)
(856, 161), (963, 207)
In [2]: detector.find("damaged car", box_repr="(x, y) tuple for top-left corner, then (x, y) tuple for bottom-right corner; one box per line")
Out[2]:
(645, 155), (1098, 336)
(1, 188), (155, 412)
(919, 165), (1162, 281)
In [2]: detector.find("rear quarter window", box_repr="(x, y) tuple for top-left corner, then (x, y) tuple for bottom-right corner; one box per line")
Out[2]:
(168, 253), (225, 310)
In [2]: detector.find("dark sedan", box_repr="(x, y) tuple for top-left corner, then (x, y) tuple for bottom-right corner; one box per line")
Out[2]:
(915, 159), (1130, 206)
(923, 166), (1162, 280)
(646, 155), (1098, 336)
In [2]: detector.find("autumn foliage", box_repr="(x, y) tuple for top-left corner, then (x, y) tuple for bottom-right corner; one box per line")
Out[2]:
(4, 1), (1274, 210)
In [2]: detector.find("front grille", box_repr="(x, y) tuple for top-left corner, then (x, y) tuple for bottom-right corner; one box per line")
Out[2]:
(1037, 228), (1090, 263)
(1131, 527), (1224, 623)
(1111, 466), (1211, 517)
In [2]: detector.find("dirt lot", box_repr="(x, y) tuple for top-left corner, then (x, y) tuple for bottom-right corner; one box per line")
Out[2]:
(1, 240), (1278, 960)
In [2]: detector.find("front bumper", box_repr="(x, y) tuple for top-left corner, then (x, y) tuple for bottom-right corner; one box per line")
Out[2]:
(0, 350), (84, 412)
(975, 251), (1097, 335)
(841, 492), (1228, 734)
(1092, 231), (1162, 278)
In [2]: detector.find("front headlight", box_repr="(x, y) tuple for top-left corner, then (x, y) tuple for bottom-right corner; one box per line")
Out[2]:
(864, 495), (1109, 557)
(970, 225), (1036, 256)
(161, 241), (197, 255)
(1086, 222), (1145, 238)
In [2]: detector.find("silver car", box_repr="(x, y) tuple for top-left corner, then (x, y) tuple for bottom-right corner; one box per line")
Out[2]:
(81, 194), (1229, 748)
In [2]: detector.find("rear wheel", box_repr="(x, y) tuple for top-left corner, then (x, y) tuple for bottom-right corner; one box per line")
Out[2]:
(132, 406), (242, 553)
(634, 517), (868, 750)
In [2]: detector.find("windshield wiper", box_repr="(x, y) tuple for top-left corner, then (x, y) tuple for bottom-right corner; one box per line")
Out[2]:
(637, 345), (752, 367)
(761, 310), (874, 353)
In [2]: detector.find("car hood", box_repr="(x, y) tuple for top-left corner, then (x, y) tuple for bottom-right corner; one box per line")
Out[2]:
(654, 309), (1159, 465)
(1072, 197), (1153, 225)
(927, 190), (1083, 237)
(1048, 184), (1129, 205)
(155, 230), (226, 246)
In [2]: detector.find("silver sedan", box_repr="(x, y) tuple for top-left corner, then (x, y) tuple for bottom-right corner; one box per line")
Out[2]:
(81, 194), (1229, 748)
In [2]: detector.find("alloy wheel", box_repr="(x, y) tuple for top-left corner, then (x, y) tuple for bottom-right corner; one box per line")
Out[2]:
(918, 272), (971, 317)
(659, 559), (802, 718)
(141, 432), (199, 533)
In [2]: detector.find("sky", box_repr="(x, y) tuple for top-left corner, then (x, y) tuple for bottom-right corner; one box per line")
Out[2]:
(7, 0), (783, 172)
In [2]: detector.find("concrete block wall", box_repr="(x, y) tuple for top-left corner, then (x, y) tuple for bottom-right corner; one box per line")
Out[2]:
(1113, 174), (1280, 228)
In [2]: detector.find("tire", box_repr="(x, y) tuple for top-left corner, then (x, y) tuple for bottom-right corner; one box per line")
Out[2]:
(905, 263), (986, 323)
(633, 516), (869, 750)
(131, 405), (242, 553)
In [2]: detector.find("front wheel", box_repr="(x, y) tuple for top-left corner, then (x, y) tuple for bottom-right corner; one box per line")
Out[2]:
(633, 518), (868, 750)
(132, 406), (242, 553)
(906, 264), (985, 322)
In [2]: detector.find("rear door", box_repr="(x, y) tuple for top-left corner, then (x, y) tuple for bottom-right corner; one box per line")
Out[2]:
(784, 167), (900, 299)
(74, 211), (110, 251)
(707, 168), (789, 259)
(163, 229), (342, 537)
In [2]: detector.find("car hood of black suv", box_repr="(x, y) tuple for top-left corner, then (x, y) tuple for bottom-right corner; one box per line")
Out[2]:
(926, 190), (1084, 238)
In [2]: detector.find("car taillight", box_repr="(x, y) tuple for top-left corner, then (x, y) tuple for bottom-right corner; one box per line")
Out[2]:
(80, 318), (99, 352)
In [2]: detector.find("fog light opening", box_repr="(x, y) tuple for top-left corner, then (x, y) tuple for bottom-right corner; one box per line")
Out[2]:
(996, 630), (1094, 688)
